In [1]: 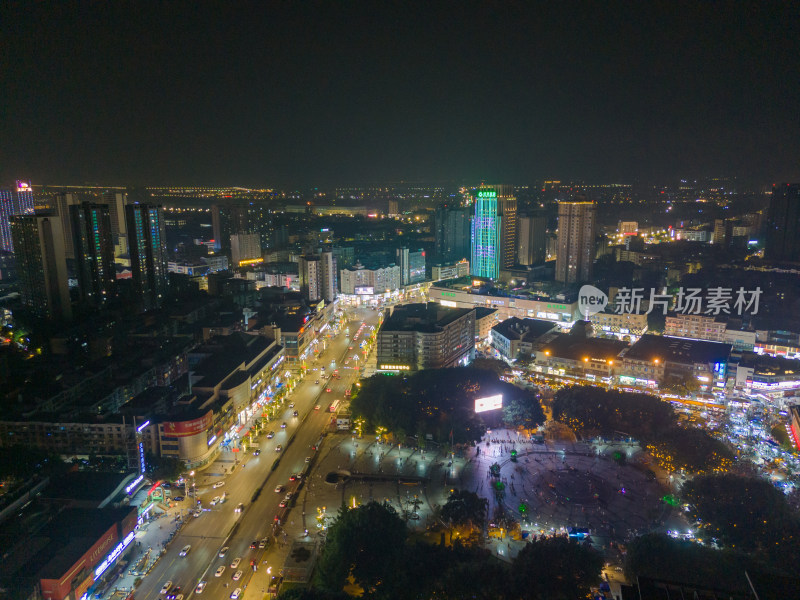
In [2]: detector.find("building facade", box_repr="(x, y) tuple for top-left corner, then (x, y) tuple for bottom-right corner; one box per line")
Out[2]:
(471, 188), (501, 279)
(126, 203), (169, 310)
(431, 259), (470, 281)
(517, 214), (547, 265)
(0, 180), (35, 252)
(555, 200), (597, 284)
(434, 203), (471, 263)
(231, 232), (262, 265)
(71, 202), (116, 308)
(765, 183), (800, 262)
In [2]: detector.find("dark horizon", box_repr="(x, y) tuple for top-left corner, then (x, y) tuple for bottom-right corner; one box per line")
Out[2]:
(2, 2), (799, 187)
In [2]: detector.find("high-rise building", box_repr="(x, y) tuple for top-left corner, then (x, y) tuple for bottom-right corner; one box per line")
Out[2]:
(126, 203), (169, 310)
(396, 247), (426, 285)
(434, 204), (471, 263)
(70, 202), (116, 307)
(555, 199), (597, 284)
(471, 188), (501, 279)
(231, 232), (262, 265)
(517, 213), (547, 265)
(102, 191), (128, 256)
(765, 183), (800, 262)
(496, 185), (517, 269)
(0, 180), (36, 252)
(10, 214), (71, 320)
(388, 200), (399, 216)
(319, 250), (337, 302)
(52, 192), (81, 259)
(331, 246), (355, 270)
(299, 254), (322, 302)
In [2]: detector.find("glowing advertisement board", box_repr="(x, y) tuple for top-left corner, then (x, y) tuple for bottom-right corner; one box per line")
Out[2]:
(94, 531), (135, 580)
(474, 394), (503, 413)
(355, 286), (374, 295)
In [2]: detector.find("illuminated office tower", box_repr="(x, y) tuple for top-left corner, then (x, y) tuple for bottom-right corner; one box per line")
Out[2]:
(471, 188), (501, 279)
(495, 185), (517, 269)
(0, 180), (36, 252)
(126, 203), (169, 310)
(70, 202), (116, 307)
(555, 199), (597, 284)
(10, 214), (71, 320)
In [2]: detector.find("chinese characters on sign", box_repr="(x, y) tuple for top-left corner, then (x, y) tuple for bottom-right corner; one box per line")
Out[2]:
(614, 287), (762, 316)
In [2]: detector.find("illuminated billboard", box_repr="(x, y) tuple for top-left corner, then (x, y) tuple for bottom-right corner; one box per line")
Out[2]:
(355, 286), (374, 295)
(474, 394), (503, 413)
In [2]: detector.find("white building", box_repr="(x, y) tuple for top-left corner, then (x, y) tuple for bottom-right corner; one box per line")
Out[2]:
(340, 263), (402, 295)
(231, 233), (261, 265)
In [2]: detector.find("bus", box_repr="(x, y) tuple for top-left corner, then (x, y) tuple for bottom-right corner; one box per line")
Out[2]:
(329, 399), (341, 413)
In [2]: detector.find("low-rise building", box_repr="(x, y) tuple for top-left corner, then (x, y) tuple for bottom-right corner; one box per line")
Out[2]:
(590, 310), (648, 337)
(432, 259), (470, 281)
(734, 353), (800, 405)
(377, 303), (475, 371)
(474, 307), (500, 342)
(340, 262), (402, 295)
(490, 317), (560, 361)
(532, 333), (629, 382)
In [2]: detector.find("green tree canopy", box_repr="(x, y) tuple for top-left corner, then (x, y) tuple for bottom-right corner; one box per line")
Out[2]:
(441, 489), (488, 530)
(502, 395), (545, 429)
(511, 536), (603, 600)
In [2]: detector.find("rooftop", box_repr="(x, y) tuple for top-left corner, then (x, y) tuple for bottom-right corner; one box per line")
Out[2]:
(624, 334), (731, 365)
(42, 471), (130, 504)
(491, 317), (558, 342)
(381, 303), (473, 334)
(539, 333), (629, 362)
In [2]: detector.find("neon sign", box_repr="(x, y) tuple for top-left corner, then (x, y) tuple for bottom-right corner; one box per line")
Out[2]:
(136, 420), (150, 433)
(94, 531), (135, 580)
(477, 190), (496, 198)
(125, 474), (144, 494)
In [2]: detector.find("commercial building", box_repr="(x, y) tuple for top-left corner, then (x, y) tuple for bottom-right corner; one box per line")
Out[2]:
(10, 213), (72, 320)
(431, 259), (470, 281)
(590, 310), (648, 337)
(765, 183), (800, 262)
(71, 202), (116, 308)
(126, 203), (169, 310)
(532, 333), (629, 382)
(340, 262), (402, 295)
(496, 185), (517, 270)
(231, 232), (262, 266)
(665, 313), (756, 351)
(517, 213), (547, 265)
(377, 302), (475, 371)
(555, 199), (597, 284)
(434, 203), (471, 263)
(471, 188), (502, 279)
(0, 180), (35, 252)
(490, 317), (560, 361)
(734, 353), (800, 405)
(474, 307), (500, 342)
(396, 247), (426, 285)
(618, 334), (731, 391)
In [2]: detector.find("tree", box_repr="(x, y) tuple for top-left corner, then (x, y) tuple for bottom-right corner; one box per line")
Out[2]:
(0, 445), (66, 481)
(511, 536), (603, 600)
(502, 395), (545, 429)
(278, 590), (350, 600)
(146, 454), (184, 481)
(314, 502), (408, 598)
(441, 489), (488, 531)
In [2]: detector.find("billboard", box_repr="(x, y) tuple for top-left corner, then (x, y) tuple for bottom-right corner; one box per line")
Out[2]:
(162, 410), (213, 437)
(475, 394), (503, 413)
(355, 286), (374, 295)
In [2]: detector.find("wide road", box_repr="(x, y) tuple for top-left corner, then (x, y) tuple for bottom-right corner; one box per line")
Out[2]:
(135, 305), (380, 600)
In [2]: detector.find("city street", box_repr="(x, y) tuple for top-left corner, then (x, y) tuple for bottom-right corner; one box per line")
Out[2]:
(132, 305), (381, 600)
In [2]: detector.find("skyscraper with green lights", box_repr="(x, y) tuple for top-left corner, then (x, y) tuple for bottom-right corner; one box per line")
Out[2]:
(126, 203), (169, 310)
(471, 188), (501, 279)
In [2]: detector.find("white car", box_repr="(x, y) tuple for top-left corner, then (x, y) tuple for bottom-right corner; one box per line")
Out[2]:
(305, 456), (311, 463)
(275, 484), (284, 493)
(235, 503), (244, 513)
(160, 582), (173, 595)
(210, 496), (221, 506)
(195, 582), (207, 594)
(230, 557), (241, 569)
(230, 588), (242, 600)
(233, 570), (243, 581)
(215, 566), (226, 577)
(213, 481), (225, 488)
(179, 544), (191, 556)
(275, 444), (283, 452)
(219, 546), (229, 557)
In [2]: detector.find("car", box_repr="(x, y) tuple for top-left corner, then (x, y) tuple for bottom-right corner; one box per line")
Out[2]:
(275, 484), (285, 493)
(179, 544), (191, 556)
(275, 444), (283, 452)
(167, 588), (181, 599)
(195, 581), (207, 594)
(289, 403), (295, 408)
(281, 422), (287, 428)
(233, 570), (243, 581)
(210, 496), (221, 506)
(215, 566), (226, 577)
(289, 474), (296, 481)
(266, 431), (275, 439)
(348, 346), (353, 350)
(294, 473), (303, 480)
(230, 588), (242, 600)
(213, 481), (225, 489)
(250, 541), (257, 549)
(305, 456), (311, 463)
(219, 546), (229, 558)
(326, 388), (332, 393)
(160, 582), (173, 595)
(253, 449), (260, 456)
(279, 499), (288, 508)
(314, 404), (321, 411)
(193, 509), (202, 517)
(284, 492), (293, 501)
(259, 538), (268, 549)
(292, 410), (299, 417)
(315, 379), (320, 384)
(173, 495), (184, 501)
(162, 482), (172, 488)
(235, 503), (244, 513)
(230, 557), (241, 569)
(172, 595), (184, 600)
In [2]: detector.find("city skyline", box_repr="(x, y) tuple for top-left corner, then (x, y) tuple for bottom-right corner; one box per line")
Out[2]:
(2, 3), (800, 186)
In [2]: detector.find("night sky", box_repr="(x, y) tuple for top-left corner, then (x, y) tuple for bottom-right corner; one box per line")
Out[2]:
(2, 1), (799, 186)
